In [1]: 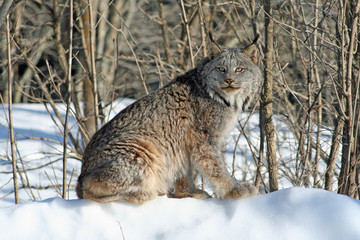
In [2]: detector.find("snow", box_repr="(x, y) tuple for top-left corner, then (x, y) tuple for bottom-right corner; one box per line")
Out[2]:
(0, 188), (359, 240)
(1, 101), (360, 239)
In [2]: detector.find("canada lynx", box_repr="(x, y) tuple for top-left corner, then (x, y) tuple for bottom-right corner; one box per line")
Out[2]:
(76, 36), (263, 204)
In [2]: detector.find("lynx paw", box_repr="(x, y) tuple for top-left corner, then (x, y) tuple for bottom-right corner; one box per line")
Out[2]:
(225, 183), (258, 199)
(168, 188), (212, 199)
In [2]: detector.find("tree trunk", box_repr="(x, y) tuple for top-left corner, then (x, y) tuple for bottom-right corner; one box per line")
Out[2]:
(262, 0), (278, 192)
(338, 0), (360, 197)
(325, 116), (344, 191)
(80, 0), (97, 142)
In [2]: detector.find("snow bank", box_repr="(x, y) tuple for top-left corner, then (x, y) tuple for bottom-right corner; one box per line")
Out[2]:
(1, 187), (359, 240)
(1, 101), (359, 240)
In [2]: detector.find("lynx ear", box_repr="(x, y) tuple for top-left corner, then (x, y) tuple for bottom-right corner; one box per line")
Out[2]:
(208, 32), (223, 58)
(242, 34), (260, 64)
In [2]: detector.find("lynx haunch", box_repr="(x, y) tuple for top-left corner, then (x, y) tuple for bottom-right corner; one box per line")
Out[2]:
(76, 37), (263, 204)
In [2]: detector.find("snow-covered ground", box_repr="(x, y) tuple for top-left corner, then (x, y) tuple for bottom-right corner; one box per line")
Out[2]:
(1, 188), (360, 240)
(1, 101), (360, 239)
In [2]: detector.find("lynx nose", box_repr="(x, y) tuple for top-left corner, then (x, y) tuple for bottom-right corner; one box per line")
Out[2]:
(224, 78), (234, 85)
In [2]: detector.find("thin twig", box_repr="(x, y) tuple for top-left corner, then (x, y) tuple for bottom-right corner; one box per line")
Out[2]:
(6, 13), (19, 204)
(179, 0), (194, 68)
(197, 0), (207, 57)
(62, 0), (74, 200)
(88, 0), (100, 132)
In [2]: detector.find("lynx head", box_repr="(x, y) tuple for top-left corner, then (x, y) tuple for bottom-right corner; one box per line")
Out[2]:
(199, 36), (262, 110)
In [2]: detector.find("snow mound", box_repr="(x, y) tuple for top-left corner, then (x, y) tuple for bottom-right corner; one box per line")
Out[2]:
(1, 187), (359, 240)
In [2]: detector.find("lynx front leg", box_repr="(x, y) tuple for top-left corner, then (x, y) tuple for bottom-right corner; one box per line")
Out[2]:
(192, 143), (258, 199)
(168, 173), (211, 199)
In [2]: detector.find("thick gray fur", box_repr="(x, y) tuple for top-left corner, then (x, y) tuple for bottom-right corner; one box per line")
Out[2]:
(76, 40), (263, 204)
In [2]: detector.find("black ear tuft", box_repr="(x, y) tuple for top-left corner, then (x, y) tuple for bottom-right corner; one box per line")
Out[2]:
(208, 32), (224, 58)
(252, 34), (260, 45)
(242, 35), (260, 64)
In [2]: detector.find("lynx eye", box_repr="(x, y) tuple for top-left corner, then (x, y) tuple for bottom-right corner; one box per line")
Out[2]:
(235, 67), (245, 73)
(217, 66), (226, 72)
